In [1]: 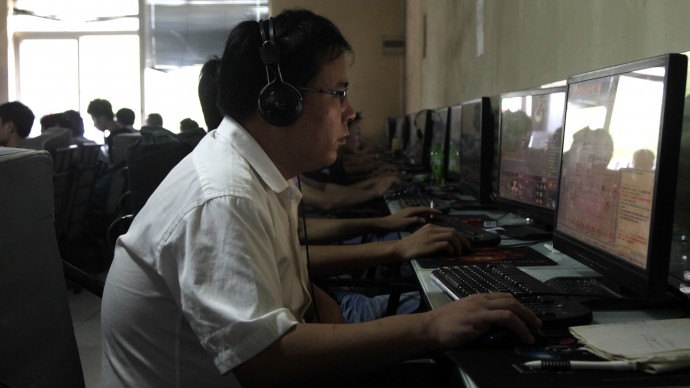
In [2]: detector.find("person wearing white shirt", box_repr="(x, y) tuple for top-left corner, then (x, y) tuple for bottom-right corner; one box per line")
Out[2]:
(101, 9), (541, 387)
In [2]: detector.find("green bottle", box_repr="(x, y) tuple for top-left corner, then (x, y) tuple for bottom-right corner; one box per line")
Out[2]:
(430, 143), (444, 185)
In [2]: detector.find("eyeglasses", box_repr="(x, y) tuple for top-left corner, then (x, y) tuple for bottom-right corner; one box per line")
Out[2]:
(298, 87), (348, 102)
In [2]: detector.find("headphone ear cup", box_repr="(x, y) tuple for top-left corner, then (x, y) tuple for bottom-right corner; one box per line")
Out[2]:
(258, 80), (303, 127)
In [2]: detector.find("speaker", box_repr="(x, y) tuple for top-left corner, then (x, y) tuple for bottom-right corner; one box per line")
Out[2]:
(257, 18), (303, 126)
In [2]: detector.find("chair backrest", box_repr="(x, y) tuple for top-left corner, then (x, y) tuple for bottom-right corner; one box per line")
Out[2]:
(126, 140), (193, 214)
(111, 132), (143, 166)
(59, 143), (103, 242)
(0, 147), (86, 387)
(19, 127), (73, 155)
(52, 145), (79, 240)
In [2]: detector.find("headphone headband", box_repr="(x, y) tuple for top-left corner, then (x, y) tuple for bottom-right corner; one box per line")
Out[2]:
(259, 19), (280, 66)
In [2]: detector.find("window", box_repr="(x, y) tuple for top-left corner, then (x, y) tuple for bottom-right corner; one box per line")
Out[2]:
(12, 0), (267, 140)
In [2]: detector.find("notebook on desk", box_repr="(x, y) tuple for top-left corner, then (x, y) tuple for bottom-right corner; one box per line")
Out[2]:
(444, 331), (690, 388)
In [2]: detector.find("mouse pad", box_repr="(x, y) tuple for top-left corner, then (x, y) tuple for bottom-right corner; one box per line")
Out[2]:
(415, 246), (557, 268)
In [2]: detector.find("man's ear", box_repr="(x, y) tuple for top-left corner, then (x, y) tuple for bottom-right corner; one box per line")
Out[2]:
(0, 121), (15, 133)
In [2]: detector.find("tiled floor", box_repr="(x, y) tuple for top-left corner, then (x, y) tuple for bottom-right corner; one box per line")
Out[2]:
(68, 287), (102, 388)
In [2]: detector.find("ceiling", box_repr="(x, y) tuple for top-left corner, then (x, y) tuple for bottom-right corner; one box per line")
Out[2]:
(148, 2), (268, 68)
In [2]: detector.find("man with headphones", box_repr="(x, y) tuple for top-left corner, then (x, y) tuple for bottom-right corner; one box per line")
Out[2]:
(101, 9), (541, 387)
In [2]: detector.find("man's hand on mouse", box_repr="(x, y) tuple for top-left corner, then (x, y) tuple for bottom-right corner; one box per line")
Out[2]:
(423, 292), (542, 349)
(392, 223), (470, 260)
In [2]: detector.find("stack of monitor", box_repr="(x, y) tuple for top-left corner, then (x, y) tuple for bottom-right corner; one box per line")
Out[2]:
(408, 53), (688, 301)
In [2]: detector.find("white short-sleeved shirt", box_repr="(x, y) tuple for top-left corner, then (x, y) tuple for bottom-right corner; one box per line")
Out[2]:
(101, 117), (311, 387)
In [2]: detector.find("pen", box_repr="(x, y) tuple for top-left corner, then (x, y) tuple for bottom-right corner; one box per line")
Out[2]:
(523, 360), (635, 371)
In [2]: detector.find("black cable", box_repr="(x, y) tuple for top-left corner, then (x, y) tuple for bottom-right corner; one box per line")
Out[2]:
(296, 176), (321, 323)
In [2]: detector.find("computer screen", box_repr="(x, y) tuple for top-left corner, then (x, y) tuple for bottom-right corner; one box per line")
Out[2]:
(458, 97), (494, 204)
(553, 53), (687, 299)
(495, 86), (566, 226)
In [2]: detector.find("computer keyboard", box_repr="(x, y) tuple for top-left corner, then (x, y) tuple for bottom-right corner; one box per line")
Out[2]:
(399, 195), (447, 209)
(430, 216), (501, 248)
(430, 264), (593, 329)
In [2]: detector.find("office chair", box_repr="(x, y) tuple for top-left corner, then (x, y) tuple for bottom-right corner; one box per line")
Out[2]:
(52, 145), (78, 242)
(107, 134), (192, 250)
(18, 127), (73, 155)
(0, 148), (87, 387)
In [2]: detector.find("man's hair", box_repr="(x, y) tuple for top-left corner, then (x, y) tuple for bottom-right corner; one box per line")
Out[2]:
(62, 110), (85, 137)
(40, 113), (63, 130)
(198, 57), (223, 130)
(116, 108), (136, 126)
(217, 9), (352, 124)
(180, 118), (200, 131)
(87, 99), (114, 119)
(147, 113), (163, 126)
(0, 101), (35, 138)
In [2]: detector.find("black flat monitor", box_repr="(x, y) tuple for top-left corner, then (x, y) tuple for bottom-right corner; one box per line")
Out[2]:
(553, 53), (687, 300)
(411, 109), (435, 170)
(387, 116), (407, 153)
(399, 110), (435, 170)
(458, 97), (494, 204)
(496, 86), (566, 226)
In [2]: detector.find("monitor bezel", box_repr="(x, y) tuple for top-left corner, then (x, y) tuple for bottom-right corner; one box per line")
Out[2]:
(552, 53), (687, 299)
(494, 86), (566, 227)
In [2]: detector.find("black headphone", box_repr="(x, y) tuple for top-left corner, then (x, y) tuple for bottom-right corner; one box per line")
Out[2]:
(257, 18), (303, 126)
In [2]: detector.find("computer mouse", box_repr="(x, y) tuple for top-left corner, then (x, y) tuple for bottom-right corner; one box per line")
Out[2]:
(472, 328), (546, 350)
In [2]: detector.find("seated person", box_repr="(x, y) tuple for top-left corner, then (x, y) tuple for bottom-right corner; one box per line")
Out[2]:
(101, 11), (540, 387)
(115, 108), (138, 132)
(87, 98), (134, 163)
(304, 112), (399, 185)
(0, 101), (35, 148)
(299, 174), (401, 212)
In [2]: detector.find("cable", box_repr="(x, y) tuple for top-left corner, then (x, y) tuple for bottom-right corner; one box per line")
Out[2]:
(296, 176), (321, 323)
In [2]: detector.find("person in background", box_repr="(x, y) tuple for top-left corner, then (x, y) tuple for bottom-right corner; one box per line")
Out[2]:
(62, 109), (93, 145)
(87, 99), (122, 161)
(100, 11), (542, 386)
(115, 108), (138, 132)
(145, 112), (163, 127)
(0, 101), (34, 148)
(39, 113), (63, 131)
(179, 118), (200, 132)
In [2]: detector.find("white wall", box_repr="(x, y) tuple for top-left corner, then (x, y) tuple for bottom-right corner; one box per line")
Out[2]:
(406, 0), (690, 112)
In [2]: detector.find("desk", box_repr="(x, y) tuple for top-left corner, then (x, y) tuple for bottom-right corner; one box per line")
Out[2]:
(412, 241), (690, 387)
(387, 199), (690, 386)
